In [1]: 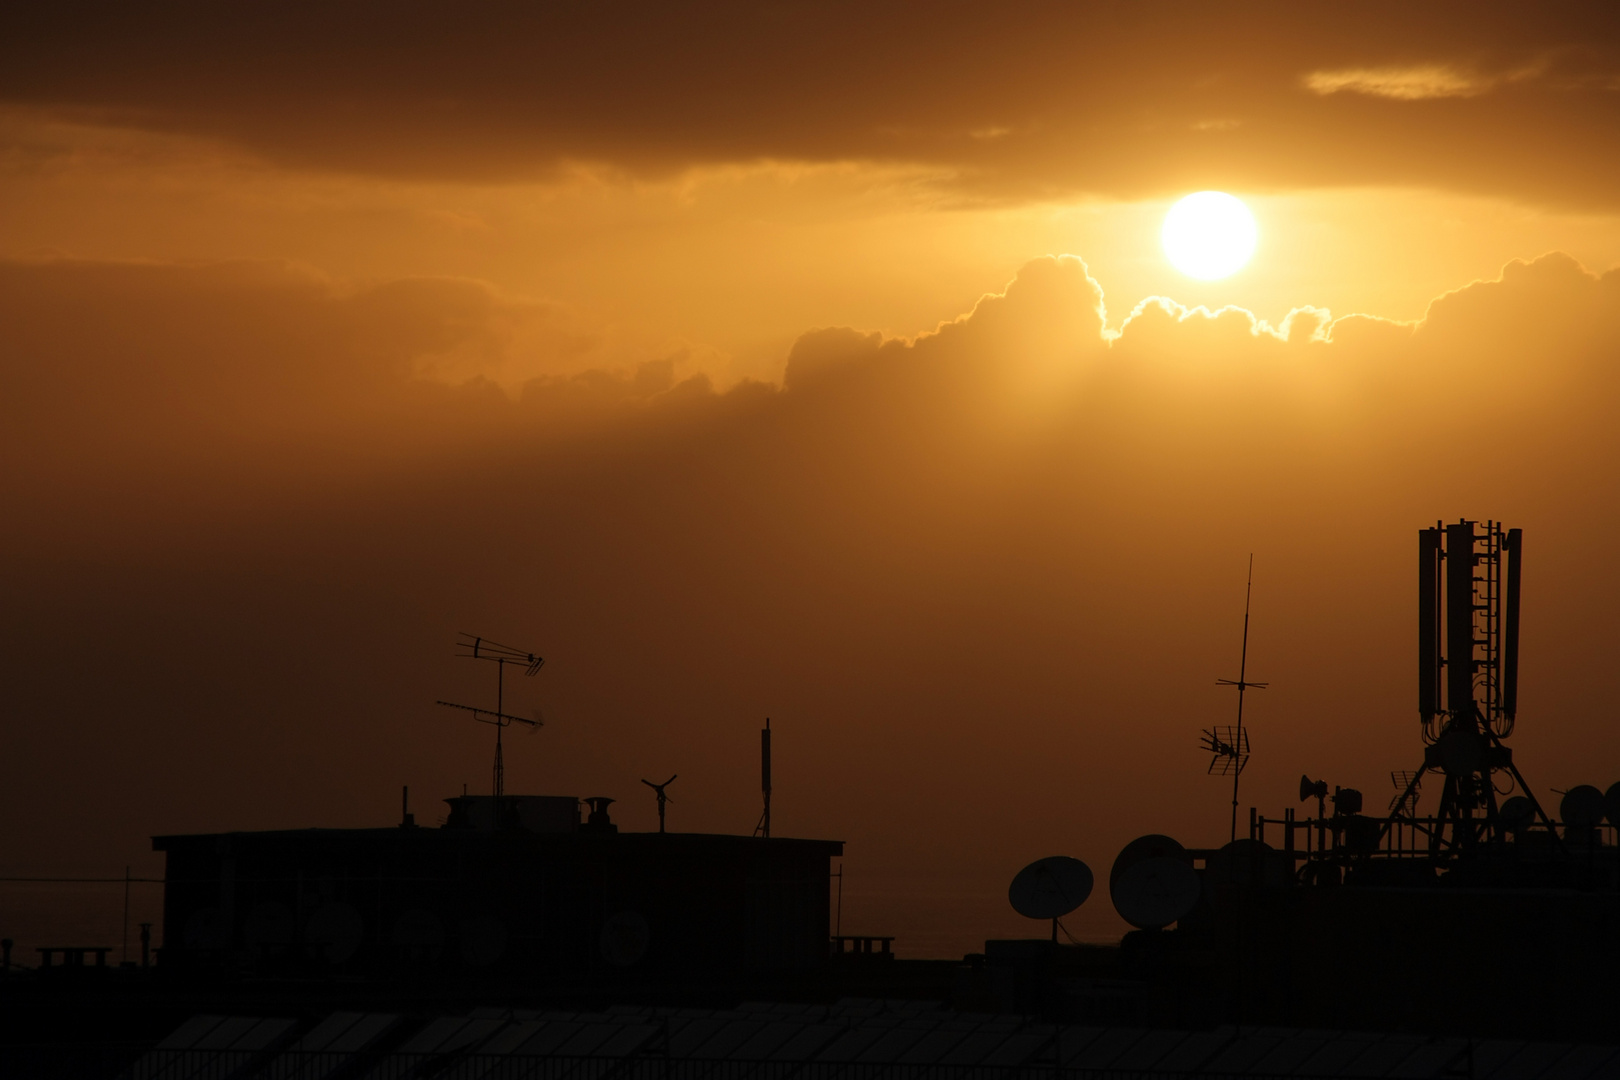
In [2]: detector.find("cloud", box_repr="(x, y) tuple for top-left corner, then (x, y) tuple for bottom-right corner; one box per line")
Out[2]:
(1, 4), (1618, 207)
(6, 250), (1620, 955)
(1305, 65), (1496, 101)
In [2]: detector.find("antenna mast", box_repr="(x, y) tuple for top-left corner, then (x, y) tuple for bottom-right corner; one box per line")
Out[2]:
(1206, 556), (1268, 842)
(444, 633), (544, 798)
(754, 719), (772, 839)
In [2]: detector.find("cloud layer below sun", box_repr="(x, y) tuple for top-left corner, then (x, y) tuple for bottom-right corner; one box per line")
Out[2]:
(6, 250), (1620, 954)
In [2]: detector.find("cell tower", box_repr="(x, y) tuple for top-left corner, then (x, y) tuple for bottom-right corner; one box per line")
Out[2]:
(1394, 521), (1552, 853)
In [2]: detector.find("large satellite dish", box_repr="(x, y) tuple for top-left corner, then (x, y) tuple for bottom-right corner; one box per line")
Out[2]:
(1499, 795), (1534, 833)
(1561, 785), (1605, 831)
(1008, 856), (1094, 920)
(1605, 782), (1620, 829)
(1110, 834), (1201, 930)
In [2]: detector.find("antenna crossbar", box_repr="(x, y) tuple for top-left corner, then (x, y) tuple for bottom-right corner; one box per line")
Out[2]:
(436, 700), (540, 729)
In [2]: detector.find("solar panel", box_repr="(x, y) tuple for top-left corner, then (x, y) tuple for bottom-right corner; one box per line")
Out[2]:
(513, 1022), (587, 1057)
(810, 1026), (887, 1062)
(978, 1029), (1051, 1067)
(231, 1018), (297, 1052)
(854, 1026), (931, 1063)
(154, 1016), (227, 1051)
(935, 1029), (1019, 1065)
(1155, 1030), (1234, 1073)
(895, 1029), (974, 1064)
(1067, 1027), (1144, 1068)
(1491, 1042), (1579, 1080)
(592, 1024), (659, 1057)
(1204, 1031), (1285, 1073)
(1466, 1041), (1529, 1079)
(729, 1021), (804, 1060)
(1111, 1029), (1192, 1070)
(1347, 1034), (1429, 1077)
(1296, 1033), (1383, 1077)
(1537, 1045), (1620, 1080)
(192, 1017), (262, 1051)
(1251, 1032), (1334, 1075)
(766, 1023), (844, 1061)
(1389, 1040), (1470, 1078)
(284, 1014), (362, 1054)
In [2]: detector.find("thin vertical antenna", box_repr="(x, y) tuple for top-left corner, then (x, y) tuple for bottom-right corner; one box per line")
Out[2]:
(1216, 556), (1268, 842)
(495, 657), (504, 797)
(755, 718), (773, 838)
(834, 863), (843, 937)
(120, 866), (131, 965)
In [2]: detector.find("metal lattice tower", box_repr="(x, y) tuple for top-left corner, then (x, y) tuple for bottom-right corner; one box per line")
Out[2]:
(1393, 521), (1550, 856)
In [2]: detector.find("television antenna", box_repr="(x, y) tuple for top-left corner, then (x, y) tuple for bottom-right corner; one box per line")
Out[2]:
(1208, 555), (1267, 842)
(641, 774), (677, 834)
(441, 632), (544, 798)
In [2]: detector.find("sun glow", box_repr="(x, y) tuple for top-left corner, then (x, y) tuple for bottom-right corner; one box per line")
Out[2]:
(1161, 192), (1257, 280)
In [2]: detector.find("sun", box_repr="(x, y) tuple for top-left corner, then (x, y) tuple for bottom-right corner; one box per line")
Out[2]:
(1161, 191), (1257, 279)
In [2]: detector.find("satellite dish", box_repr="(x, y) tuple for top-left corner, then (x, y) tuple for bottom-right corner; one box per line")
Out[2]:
(457, 914), (508, 967)
(305, 902), (365, 964)
(600, 911), (651, 967)
(1110, 834), (1186, 887)
(181, 906), (227, 951)
(1205, 839), (1289, 890)
(1605, 782), (1620, 829)
(391, 908), (445, 962)
(1110, 835), (1200, 930)
(243, 901), (295, 958)
(1008, 856), (1094, 920)
(1561, 785), (1606, 830)
(1499, 795), (1534, 833)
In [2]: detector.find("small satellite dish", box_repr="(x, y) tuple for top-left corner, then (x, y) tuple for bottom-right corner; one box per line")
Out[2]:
(1561, 785), (1605, 830)
(1008, 856), (1094, 920)
(305, 902), (365, 964)
(600, 911), (651, 967)
(1110, 835), (1200, 930)
(1499, 795), (1534, 832)
(243, 901), (295, 958)
(1605, 782), (1620, 829)
(181, 906), (227, 951)
(457, 914), (508, 968)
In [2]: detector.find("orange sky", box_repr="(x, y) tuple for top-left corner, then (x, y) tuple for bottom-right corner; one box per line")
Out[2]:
(3, 2), (1620, 957)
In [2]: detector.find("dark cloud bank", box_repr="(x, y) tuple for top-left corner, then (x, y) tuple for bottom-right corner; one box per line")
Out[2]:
(4, 252), (1620, 951)
(3, 1), (1619, 206)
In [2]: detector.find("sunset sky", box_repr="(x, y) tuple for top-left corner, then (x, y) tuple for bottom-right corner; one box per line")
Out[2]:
(4, 2), (1620, 955)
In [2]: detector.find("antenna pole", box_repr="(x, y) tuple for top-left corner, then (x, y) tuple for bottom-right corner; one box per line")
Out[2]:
(1225, 557), (1261, 842)
(449, 633), (545, 802)
(755, 718), (773, 839)
(834, 863), (843, 937)
(494, 659), (505, 798)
